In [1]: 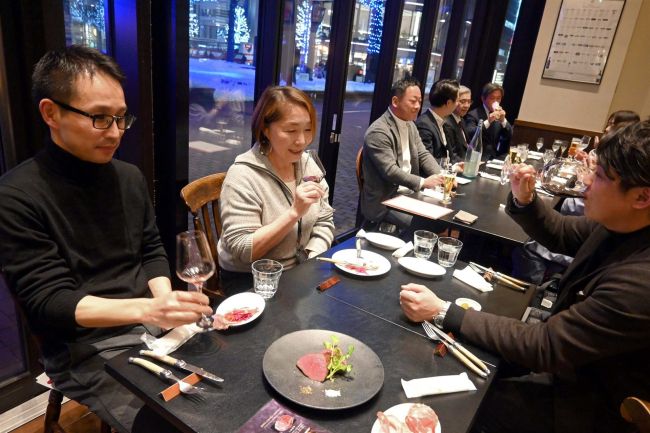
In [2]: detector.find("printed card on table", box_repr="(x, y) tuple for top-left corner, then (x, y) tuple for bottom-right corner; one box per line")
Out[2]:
(237, 399), (332, 433)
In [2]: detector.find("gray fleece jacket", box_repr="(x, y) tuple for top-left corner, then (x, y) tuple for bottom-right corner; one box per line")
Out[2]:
(217, 144), (335, 272)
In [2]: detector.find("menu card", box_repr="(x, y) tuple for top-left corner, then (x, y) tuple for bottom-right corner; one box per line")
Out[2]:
(237, 399), (332, 433)
(383, 195), (453, 220)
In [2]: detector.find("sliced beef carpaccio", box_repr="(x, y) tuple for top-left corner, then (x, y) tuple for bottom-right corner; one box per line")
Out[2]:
(296, 350), (331, 382)
(376, 411), (408, 433)
(404, 403), (438, 433)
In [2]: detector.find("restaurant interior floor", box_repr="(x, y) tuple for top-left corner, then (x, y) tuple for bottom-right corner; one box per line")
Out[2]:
(9, 399), (104, 433)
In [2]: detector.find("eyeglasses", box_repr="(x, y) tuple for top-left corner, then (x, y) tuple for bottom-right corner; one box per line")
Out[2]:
(50, 98), (136, 130)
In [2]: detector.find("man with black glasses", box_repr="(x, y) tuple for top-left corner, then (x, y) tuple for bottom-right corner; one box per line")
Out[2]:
(0, 46), (213, 432)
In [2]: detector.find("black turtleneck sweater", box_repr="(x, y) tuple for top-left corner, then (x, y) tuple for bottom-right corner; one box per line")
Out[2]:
(0, 140), (170, 349)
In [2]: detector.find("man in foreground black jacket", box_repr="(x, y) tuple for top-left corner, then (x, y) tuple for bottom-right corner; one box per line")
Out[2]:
(399, 121), (650, 432)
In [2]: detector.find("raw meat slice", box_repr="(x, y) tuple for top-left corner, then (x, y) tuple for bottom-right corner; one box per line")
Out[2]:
(405, 403), (438, 433)
(296, 352), (329, 382)
(376, 411), (408, 433)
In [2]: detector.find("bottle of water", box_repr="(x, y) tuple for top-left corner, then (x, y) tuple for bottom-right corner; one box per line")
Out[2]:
(463, 124), (483, 178)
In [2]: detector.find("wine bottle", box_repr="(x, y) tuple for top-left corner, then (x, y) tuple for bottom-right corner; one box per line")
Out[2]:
(463, 124), (483, 178)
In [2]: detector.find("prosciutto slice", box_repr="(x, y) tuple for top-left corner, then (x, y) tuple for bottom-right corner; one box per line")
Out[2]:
(404, 404), (438, 433)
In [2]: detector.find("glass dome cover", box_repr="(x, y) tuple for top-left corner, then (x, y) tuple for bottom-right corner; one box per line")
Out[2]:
(540, 157), (589, 197)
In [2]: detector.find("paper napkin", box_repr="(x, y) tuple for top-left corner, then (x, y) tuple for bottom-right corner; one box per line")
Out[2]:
(486, 163), (504, 170)
(478, 172), (501, 182)
(141, 323), (202, 355)
(455, 177), (472, 185)
(401, 372), (477, 398)
(453, 210), (478, 225)
(422, 188), (444, 200)
(453, 266), (493, 292)
(355, 228), (367, 238)
(393, 241), (414, 258)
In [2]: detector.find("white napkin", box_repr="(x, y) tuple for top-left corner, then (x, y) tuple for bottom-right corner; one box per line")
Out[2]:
(356, 228), (367, 239)
(401, 372), (477, 398)
(486, 163), (504, 170)
(478, 172), (501, 182)
(140, 323), (202, 355)
(421, 188), (444, 200)
(393, 241), (414, 258)
(527, 154), (542, 160)
(489, 159), (505, 165)
(453, 266), (493, 292)
(455, 176), (472, 185)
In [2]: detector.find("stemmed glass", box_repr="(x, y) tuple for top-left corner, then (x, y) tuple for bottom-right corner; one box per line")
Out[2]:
(552, 139), (561, 154)
(176, 230), (215, 330)
(303, 149), (326, 183)
(579, 135), (591, 152)
(536, 137), (544, 152)
(559, 140), (569, 157)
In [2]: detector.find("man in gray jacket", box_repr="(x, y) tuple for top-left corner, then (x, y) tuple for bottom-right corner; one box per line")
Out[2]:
(361, 78), (443, 230)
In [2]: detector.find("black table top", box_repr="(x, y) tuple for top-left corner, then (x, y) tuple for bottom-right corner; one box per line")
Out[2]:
(106, 239), (534, 433)
(388, 173), (557, 245)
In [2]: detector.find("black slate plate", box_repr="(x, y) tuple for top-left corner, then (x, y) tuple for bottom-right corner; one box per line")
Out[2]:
(262, 329), (384, 410)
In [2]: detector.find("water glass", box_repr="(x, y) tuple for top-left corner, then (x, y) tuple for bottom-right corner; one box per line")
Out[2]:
(252, 259), (283, 299)
(517, 143), (529, 161)
(536, 137), (544, 151)
(437, 237), (463, 268)
(413, 230), (437, 260)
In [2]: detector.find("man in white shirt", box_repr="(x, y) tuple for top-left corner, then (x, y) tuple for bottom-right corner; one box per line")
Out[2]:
(361, 78), (444, 230)
(466, 83), (513, 159)
(415, 79), (460, 161)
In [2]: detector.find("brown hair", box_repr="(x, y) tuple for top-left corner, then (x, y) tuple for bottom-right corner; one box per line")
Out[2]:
(251, 86), (317, 152)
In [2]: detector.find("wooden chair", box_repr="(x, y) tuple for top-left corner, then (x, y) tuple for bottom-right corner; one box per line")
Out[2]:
(621, 396), (650, 433)
(180, 173), (227, 298)
(1, 272), (111, 433)
(355, 147), (364, 192)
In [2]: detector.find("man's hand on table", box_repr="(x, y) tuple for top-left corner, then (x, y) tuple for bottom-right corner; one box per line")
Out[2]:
(510, 164), (537, 205)
(399, 283), (446, 322)
(423, 174), (445, 189)
(144, 291), (215, 330)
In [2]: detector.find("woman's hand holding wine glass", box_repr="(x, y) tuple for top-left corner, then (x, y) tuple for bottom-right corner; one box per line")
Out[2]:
(176, 230), (216, 330)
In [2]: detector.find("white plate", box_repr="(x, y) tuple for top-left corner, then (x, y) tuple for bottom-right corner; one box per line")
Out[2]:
(398, 257), (446, 278)
(330, 249), (391, 277)
(371, 403), (442, 433)
(455, 297), (482, 311)
(215, 292), (265, 326)
(364, 232), (406, 250)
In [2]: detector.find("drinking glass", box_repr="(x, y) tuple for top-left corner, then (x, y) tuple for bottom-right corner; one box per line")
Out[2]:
(517, 143), (529, 161)
(568, 137), (581, 158)
(437, 237), (463, 268)
(543, 149), (555, 165)
(438, 157), (452, 172)
(302, 149), (326, 182)
(536, 137), (544, 152)
(552, 139), (562, 154)
(441, 169), (456, 204)
(252, 259), (283, 299)
(579, 135), (591, 152)
(414, 230), (437, 259)
(176, 230), (215, 330)
(559, 140), (569, 157)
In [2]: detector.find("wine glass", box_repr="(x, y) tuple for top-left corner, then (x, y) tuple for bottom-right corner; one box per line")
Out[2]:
(302, 149), (326, 182)
(536, 137), (544, 152)
(176, 230), (215, 330)
(579, 135), (591, 152)
(559, 140), (569, 157)
(552, 139), (561, 154)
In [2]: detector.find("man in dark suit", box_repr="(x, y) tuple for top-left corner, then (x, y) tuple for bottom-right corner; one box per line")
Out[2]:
(415, 79), (460, 161)
(400, 121), (650, 433)
(465, 82), (512, 159)
(443, 85), (474, 161)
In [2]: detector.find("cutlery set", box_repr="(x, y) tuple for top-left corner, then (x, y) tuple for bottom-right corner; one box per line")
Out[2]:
(421, 321), (490, 379)
(469, 262), (531, 292)
(128, 351), (223, 400)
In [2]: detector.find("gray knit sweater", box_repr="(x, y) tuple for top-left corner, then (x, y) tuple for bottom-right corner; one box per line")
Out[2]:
(217, 144), (335, 272)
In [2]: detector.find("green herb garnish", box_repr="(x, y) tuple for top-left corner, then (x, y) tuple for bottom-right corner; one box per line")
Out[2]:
(323, 335), (354, 381)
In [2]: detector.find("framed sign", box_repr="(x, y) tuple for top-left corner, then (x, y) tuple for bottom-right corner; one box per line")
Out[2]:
(542, 0), (625, 84)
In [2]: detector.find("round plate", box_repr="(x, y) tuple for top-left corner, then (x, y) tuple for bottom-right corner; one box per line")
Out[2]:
(398, 257), (446, 278)
(454, 297), (482, 311)
(371, 403), (442, 433)
(330, 249), (391, 277)
(263, 330), (384, 410)
(215, 292), (265, 326)
(364, 232), (406, 250)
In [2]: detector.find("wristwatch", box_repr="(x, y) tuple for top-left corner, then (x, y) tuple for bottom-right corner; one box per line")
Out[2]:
(433, 301), (451, 328)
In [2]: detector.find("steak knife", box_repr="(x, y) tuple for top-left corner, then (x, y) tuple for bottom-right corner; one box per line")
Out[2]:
(140, 350), (224, 383)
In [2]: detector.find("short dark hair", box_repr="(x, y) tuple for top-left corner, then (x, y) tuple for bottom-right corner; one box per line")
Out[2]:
(607, 110), (640, 130)
(428, 79), (460, 107)
(598, 120), (650, 190)
(391, 77), (422, 99)
(32, 45), (125, 105)
(481, 82), (504, 100)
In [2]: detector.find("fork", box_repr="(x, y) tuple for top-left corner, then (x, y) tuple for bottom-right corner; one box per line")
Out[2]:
(129, 357), (205, 395)
(421, 322), (489, 378)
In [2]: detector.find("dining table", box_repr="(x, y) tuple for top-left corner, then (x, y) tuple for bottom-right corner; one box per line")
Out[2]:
(384, 161), (559, 245)
(106, 237), (535, 433)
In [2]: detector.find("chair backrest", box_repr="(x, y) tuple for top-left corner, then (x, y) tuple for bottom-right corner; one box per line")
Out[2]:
(356, 147), (364, 192)
(621, 396), (650, 433)
(180, 173), (226, 296)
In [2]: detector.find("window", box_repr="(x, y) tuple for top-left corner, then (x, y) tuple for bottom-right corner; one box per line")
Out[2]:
(63, 0), (108, 52)
(425, 0), (453, 88)
(392, 1), (423, 84)
(492, 0), (522, 85)
(453, 0), (476, 80)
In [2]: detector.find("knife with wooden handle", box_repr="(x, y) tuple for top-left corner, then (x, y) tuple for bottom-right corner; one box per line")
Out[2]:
(140, 350), (224, 383)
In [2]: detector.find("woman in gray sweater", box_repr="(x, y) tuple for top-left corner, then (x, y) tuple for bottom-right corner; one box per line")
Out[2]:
(217, 87), (335, 272)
